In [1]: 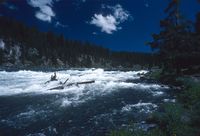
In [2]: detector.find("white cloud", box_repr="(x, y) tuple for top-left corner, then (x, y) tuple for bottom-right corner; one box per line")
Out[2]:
(35, 11), (52, 22)
(90, 14), (118, 34)
(40, 5), (55, 16)
(27, 0), (56, 22)
(27, 0), (53, 7)
(109, 4), (130, 22)
(90, 4), (132, 34)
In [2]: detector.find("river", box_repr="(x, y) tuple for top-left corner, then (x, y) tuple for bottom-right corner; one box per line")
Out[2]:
(0, 68), (175, 136)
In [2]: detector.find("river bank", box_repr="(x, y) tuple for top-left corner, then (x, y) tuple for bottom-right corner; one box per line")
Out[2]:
(109, 69), (200, 136)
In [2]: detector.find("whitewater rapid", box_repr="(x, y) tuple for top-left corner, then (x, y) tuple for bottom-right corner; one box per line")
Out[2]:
(0, 69), (174, 136)
(0, 69), (168, 105)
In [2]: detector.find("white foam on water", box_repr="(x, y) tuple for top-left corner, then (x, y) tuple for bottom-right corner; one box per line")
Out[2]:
(16, 110), (36, 118)
(121, 102), (158, 113)
(163, 99), (176, 103)
(61, 99), (73, 107)
(152, 91), (164, 96)
(0, 69), (167, 106)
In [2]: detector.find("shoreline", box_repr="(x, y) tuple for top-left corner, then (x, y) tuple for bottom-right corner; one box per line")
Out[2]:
(0, 66), (150, 72)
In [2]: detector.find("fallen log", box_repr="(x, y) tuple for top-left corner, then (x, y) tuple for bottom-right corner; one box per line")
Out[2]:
(49, 80), (95, 90)
(63, 78), (69, 84)
(49, 86), (64, 90)
(66, 80), (95, 87)
(77, 80), (95, 85)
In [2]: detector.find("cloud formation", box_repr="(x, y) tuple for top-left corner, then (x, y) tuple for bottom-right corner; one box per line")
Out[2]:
(90, 4), (132, 34)
(27, 0), (56, 22)
(90, 14), (117, 34)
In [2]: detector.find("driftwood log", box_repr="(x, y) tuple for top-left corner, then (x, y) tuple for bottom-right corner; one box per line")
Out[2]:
(66, 80), (95, 87)
(49, 80), (95, 90)
(49, 86), (64, 90)
(63, 78), (69, 84)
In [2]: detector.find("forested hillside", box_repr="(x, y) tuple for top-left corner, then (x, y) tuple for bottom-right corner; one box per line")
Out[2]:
(0, 16), (156, 68)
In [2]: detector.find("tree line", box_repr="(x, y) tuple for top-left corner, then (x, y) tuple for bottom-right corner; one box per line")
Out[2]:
(0, 16), (157, 68)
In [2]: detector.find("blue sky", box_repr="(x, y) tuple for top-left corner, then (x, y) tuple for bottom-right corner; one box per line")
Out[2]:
(0, 0), (200, 52)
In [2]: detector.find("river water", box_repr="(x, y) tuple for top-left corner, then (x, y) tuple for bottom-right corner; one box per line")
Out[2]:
(0, 69), (174, 136)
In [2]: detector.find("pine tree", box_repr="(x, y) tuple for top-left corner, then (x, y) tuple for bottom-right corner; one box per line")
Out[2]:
(148, 0), (193, 74)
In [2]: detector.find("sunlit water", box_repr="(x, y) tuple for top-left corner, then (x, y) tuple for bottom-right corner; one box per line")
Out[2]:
(0, 69), (174, 136)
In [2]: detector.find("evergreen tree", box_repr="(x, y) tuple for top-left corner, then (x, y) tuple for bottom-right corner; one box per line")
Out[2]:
(0, 16), (156, 68)
(148, 0), (194, 74)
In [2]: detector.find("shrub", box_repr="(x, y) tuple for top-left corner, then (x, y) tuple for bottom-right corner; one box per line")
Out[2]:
(179, 83), (200, 108)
